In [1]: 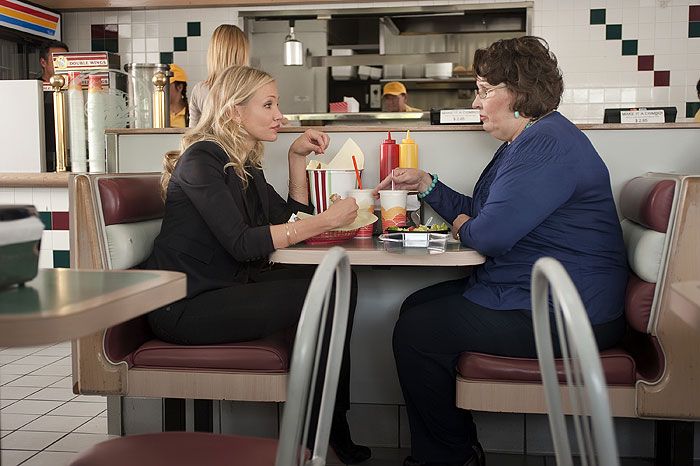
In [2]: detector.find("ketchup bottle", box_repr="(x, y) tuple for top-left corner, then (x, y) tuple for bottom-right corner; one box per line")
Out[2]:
(379, 131), (400, 182)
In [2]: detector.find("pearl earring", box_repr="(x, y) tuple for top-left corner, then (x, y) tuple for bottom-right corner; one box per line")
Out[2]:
(514, 111), (520, 119)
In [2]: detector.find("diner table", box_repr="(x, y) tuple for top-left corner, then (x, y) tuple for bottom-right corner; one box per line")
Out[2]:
(0, 268), (186, 459)
(271, 236), (485, 405)
(271, 237), (486, 267)
(0, 268), (186, 347)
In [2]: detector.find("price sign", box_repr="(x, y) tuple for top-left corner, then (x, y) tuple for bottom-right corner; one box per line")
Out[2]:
(440, 109), (481, 124)
(620, 109), (665, 124)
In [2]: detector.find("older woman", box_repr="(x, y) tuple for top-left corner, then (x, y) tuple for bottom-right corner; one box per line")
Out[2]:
(144, 65), (371, 464)
(375, 37), (627, 466)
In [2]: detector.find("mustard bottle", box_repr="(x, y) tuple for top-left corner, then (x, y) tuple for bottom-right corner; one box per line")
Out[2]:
(399, 130), (418, 168)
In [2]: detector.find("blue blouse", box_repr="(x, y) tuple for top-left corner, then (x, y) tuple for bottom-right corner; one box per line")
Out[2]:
(425, 112), (627, 325)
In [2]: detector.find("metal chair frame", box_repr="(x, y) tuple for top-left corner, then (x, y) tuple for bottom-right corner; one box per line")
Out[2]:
(531, 257), (620, 466)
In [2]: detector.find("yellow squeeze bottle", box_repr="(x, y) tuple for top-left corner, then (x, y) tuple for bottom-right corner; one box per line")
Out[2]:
(399, 130), (418, 168)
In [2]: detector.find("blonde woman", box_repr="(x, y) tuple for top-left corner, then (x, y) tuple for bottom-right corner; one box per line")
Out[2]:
(189, 24), (249, 127)
(143, 65), (371, 464)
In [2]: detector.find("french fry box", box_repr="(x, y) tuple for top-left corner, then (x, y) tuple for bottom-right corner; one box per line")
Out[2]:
(307, 169), (361, 214)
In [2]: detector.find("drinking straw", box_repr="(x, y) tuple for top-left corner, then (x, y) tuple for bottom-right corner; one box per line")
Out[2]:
(351, 155), (362, 189)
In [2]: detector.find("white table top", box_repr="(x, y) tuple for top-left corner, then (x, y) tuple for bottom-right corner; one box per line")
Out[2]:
(271, 237), (485, 267)
(0, 268), (186, 347)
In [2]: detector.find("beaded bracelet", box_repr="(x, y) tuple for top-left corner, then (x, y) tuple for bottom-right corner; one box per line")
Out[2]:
(417, 173), (439, 199)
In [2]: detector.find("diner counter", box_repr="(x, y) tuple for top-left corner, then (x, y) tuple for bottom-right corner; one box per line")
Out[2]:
(0, 172), (69, 187)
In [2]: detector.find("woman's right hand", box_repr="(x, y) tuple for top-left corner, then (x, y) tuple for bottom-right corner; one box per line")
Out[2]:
(371, 168), (433, 199)
(321, 197), (358, 229)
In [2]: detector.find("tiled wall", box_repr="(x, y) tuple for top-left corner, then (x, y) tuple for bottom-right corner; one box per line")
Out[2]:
(61, 0), (700, 123)
(61, 8), (241, 86)
(0, 188), (70, 269)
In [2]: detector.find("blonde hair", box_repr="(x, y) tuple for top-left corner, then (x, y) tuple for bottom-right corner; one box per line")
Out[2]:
(204, 25), (250, 87)
(161, 66), (275, 197)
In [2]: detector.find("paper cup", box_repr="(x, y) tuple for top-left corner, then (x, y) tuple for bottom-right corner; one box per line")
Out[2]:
(307, 169), (360, 214)
(347, 189), (376, 238)
(379, 190), (408, 231)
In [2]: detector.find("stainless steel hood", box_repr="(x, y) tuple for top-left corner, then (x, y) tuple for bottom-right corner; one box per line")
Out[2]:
(385, 9), (527, 35)
(309, 52), (459, 68)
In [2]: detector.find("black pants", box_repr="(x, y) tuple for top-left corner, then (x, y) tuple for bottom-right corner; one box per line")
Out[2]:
(393, 278), (626, 464)
(148, 265), (357, 412)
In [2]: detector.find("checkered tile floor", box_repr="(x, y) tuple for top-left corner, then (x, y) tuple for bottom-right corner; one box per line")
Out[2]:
(0, 344), (685, 466)
(0, 343), (113, 466)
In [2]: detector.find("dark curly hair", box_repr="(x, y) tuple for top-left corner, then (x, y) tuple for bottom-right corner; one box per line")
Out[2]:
(473, 36), (563, 119)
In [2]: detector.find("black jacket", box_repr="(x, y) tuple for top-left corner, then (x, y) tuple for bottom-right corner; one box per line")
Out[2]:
(143, 141), (313, 298)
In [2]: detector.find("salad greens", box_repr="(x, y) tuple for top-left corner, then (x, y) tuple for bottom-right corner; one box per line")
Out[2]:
(387, 223), (449, 233)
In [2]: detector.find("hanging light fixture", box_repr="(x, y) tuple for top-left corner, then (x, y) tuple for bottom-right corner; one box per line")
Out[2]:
(283, 20), (304, 66)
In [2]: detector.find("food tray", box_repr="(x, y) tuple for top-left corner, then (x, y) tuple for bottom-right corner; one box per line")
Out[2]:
(304, 229), (359, 245)
(379, 232), (449, 252)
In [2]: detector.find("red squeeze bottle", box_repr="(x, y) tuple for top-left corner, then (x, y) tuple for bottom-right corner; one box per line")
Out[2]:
(379, 131), (400, 182)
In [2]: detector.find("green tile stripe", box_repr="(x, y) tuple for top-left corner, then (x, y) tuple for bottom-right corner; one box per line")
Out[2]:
(187, 22), (201, 37)
(39, 212), (51, 230)
(686, 102), (700, 118)
(622, 40), (638, 56)
(160, 52), (174, 64)
(174, 37), (187, 51)
(53, 250), (70, 268)
(590, 9), (606, 25)
(606, 24), (622, 40)
(690, 22), (700, 38)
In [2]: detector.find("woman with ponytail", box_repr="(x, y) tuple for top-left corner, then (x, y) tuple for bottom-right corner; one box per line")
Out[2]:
(143, 65), (371, 464)
(189, 24), (249, 127)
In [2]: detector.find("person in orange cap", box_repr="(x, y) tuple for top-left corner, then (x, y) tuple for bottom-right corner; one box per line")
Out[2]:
(382, 81), (421, 112)
(169, 64), (189, 128)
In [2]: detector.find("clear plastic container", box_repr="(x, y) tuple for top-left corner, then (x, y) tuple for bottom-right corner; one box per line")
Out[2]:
(379, 232), (448, 253)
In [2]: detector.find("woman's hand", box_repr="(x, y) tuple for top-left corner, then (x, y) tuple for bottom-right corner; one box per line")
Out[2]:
(371, 168), (433, 199)
(289, 129), (330, 157)
(452, 213), (471, 241)
(321, 197), (358, 230)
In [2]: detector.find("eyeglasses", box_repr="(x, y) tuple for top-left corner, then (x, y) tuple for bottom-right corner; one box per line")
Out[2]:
(475, 83), (506, 100)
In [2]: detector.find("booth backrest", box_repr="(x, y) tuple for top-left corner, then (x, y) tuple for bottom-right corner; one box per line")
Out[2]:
(88, 175), (164, 365)
(96, 176), (164, 270)
(619, 177), (677, 334)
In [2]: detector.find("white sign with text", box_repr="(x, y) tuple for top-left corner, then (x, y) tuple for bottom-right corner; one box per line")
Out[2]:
(620, 109), (665, 124)
(440, 109), (481, 124)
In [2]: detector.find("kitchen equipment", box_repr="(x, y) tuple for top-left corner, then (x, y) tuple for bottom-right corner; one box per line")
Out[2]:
(283, 20), (304, 66)
(124, 63), (171, 129)
(331, 49), (357, 81)
(425, 62), (453, 79)
(0, 205), (43, 289)
(404, 64), (424, 79)
(383, 64), (403, 79)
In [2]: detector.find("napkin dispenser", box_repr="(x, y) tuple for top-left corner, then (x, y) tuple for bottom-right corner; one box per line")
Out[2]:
(0, 206), (44, 289)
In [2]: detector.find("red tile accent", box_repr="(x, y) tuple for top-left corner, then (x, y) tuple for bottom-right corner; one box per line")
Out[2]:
(638, 55), (654, 71)
(91, 24), (105, 39)
(654, 70), (670, 87)
(690, 5), (700, 22)
(52, 211), (69, 230)
(104, 24), (118, 39)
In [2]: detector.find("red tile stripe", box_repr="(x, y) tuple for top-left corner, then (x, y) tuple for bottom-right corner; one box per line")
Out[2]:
(51, 211), (69, 230)
(690, 5), (700, 22)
